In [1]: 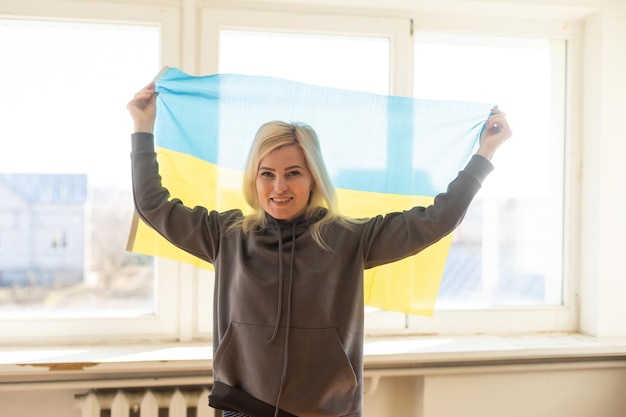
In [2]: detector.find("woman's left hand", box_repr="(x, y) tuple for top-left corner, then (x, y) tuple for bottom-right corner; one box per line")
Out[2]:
(476, 107), (512, 160)
(127, 82), (158, 134)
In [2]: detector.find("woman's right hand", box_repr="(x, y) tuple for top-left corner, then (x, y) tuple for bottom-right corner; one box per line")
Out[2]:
(127, 82), (157, 133)
(476, 107), (512, 160)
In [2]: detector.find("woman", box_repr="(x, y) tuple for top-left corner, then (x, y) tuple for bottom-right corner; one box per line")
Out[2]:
(127, 82), (511, 417)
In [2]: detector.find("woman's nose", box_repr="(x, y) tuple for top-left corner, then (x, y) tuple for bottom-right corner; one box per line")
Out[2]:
(274, 178), (288, 192)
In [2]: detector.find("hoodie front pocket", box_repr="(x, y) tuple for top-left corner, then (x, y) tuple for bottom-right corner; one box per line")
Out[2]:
(213, 322), (358, 417)
(282, 327), (358, 416)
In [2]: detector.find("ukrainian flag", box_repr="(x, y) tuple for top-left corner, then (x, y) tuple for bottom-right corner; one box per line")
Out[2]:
(128, 67), (491, 316)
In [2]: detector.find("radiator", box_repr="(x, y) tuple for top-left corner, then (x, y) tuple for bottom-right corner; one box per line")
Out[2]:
(75, 386), (217, 417)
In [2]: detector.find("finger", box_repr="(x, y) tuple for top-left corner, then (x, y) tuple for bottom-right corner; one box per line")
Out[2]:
(128, 97), (151, 112)
(492, 120), (512, 137)
(132, 83), (156, 100)
(488, 113), (507, 129)
(134, 90), (155, 103)
(141, 82), (155, 91)
(129, 88), (157, 106)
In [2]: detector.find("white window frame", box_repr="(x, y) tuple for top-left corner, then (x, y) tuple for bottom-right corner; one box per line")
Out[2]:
(198, 8), (415, 335)
(403, 14), (581, 335)
(200, 9), (413, 95)
(199, 8), (580, 336)
(0, 0), (184, 344)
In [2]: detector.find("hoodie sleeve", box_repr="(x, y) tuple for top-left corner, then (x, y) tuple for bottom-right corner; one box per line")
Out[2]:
(361, 154), (493, 269)
(130, 132), (237, 263)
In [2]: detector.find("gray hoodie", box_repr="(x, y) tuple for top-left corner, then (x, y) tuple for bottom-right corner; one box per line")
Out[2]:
(130, 132), (493, 417)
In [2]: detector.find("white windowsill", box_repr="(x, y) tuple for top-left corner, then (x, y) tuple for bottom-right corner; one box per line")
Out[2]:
(2, 333), (626, 391)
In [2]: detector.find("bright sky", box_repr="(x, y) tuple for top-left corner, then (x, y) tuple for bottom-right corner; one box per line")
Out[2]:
(0, 19), (160, 190)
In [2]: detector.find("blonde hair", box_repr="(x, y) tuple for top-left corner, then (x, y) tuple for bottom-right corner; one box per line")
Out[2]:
(239, 120), (350, 248)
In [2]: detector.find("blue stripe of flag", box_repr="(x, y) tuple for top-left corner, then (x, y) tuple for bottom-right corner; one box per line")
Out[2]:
(154, 68), (491, 196)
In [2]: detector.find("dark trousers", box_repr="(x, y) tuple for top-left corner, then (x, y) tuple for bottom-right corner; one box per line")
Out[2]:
(222, 411), (251, 417)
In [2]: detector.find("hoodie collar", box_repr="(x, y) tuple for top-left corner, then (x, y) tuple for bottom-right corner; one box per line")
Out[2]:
(264, 207), (326, 232)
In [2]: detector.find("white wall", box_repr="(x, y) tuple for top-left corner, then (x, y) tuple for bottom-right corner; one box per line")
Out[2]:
(0, 389), (80, 417)
(579, 5), (626, 337)
(420, 366), (626, 417)
(2, 365), (626, 417)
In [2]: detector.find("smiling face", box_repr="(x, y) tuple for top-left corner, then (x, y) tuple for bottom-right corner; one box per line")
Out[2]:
(256, 144), (314, 222)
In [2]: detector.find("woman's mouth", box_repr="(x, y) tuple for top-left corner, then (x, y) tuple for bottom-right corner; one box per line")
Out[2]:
(271, 197), (292, 204)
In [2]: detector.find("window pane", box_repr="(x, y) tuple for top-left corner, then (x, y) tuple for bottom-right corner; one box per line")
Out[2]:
(218, 28), (408, 328)
(0, 19), (160, 317)
(413, 33), (565, 308)
(219, 29), (390, 94)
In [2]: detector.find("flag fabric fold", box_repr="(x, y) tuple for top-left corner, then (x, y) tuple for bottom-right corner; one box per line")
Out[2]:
(128, 66), (492, 316)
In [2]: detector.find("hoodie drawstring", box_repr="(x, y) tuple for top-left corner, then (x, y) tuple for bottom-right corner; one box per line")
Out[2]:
(267, 219), (285, 344)
(267, 221), (297, 417)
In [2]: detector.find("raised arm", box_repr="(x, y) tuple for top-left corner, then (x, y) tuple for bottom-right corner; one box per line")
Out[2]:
(126, 84), (227, 264)
(363, 109), (512, 268)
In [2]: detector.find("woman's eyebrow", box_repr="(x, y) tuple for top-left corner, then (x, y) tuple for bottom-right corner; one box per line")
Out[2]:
(258, 165), (304, 171)
(285, 165), (304, 170)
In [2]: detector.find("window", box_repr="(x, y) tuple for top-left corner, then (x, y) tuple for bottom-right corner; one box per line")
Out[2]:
(0, 3), (579, 343)
(406, 26), (576, 334)
(199, 9), (414, 333)
(412, 33), (566, 310)
(0, 18), (158, 317)
(0, 1), (182, 343)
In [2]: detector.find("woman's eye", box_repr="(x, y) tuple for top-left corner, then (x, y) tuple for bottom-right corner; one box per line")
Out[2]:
(260, 171), (274, 178)
(287, 171), (301, 177)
